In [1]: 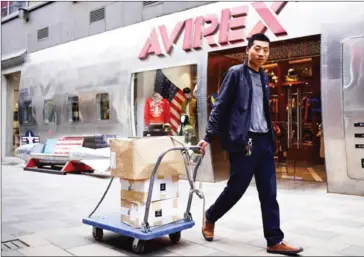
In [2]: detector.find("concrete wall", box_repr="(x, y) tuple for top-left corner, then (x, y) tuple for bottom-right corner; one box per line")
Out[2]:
(1, 1), (211, 56)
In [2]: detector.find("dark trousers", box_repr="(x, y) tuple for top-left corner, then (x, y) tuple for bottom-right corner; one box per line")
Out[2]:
(206, 132), (284, 247)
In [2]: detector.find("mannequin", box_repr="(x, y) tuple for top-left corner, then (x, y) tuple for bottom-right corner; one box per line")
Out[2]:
(144, 92), (171, 128)
(181, 87), (197, 132)
(316, 124), (325, 158)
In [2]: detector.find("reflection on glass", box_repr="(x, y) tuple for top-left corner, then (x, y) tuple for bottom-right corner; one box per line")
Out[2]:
(96, 93), (110, 120)
(343, 37), (364, 112)
(133, 64), (198, 144)
(67, 96), (80, 122)
(23, 100), (32, 124)
(44, 100), (56, 123)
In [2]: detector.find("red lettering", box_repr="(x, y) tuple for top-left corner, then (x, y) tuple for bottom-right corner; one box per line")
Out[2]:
(183, 18), (194, 51)
(248, 2), (287, 38)
(202, 15), (219, 47)
(138, 28), (163, 59)
(192, 16), (204, 49)
(218, 8), (231, 45)
(228, 6), (248, 43)
(138, 2), (288, 60)
(159, 21), (185, 54)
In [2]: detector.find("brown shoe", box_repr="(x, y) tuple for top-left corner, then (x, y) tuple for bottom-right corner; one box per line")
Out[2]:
(202, 217), (214, 241)
(267, 241), (303, 255)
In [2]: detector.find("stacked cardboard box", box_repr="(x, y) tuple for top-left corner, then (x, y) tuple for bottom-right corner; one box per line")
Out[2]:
(110, 136), (185, 228)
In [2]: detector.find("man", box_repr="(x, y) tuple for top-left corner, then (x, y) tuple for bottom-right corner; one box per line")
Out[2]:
(197, 33), (303, 255)
(181, 87), (197, 131)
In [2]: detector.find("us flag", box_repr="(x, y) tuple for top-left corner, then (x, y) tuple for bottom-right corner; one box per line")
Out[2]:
(154, 69), (187, 135)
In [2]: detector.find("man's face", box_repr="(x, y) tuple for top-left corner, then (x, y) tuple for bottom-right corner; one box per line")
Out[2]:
(246, 40), (270, 67)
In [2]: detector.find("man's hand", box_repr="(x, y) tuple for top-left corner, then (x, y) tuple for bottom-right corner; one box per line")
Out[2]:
(197, 139), (209, 154)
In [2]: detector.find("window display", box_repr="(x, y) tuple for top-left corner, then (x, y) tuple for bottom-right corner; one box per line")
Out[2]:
(96, 93), (110, 120)
(133, 64), (198, 141)
(67, 96), (80, 122)
(44, 100), (56, 124)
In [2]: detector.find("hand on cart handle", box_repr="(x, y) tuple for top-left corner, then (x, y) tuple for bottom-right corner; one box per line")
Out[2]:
(197, 139), (209, 154)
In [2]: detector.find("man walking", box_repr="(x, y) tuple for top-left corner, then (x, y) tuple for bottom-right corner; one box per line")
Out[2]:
(198, 33), (303, 255)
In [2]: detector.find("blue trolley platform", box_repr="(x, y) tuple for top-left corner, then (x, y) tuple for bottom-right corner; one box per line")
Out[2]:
(82, 214), (195, 240)
(82, 142), (205, 254)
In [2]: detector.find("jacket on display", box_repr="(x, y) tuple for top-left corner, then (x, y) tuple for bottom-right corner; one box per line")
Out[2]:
(144, 97), (171, 126)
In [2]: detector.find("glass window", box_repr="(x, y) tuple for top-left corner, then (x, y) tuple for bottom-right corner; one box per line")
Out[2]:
(22, 100), (33, 124)
(44, 100), (56, 123)
(132, 64), (198, 144)
(1, 1), (28, 18)
(96, 93), (110, 120)
(67, 96), (80, 122)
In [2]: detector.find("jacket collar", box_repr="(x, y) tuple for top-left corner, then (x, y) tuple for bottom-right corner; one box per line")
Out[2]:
(242, 61), (265, 74)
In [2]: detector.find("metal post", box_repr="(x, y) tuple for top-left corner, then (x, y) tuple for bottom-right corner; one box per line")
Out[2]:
(185, 154), (203, 216)
(141, 146), (184, 232)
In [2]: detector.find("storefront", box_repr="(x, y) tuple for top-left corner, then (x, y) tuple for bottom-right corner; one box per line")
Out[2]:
(18, 2), (364, 194)
(1, 49), (26, 161)
(207, 35), (324, 182)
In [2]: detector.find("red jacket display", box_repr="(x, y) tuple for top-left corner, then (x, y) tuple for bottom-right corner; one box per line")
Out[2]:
(144, 97), (171, 126)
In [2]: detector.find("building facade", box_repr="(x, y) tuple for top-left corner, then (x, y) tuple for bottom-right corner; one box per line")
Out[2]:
(2, 1), (364, 197)
(1, 1), (211, 160)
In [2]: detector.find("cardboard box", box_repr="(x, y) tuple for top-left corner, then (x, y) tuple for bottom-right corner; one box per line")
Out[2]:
(120, 175), (179, 203)
(110, 136), (185, 180)
(120, 197), (181, 228)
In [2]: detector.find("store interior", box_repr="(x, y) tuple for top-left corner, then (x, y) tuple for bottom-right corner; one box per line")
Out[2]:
(207, 35), (326, 183)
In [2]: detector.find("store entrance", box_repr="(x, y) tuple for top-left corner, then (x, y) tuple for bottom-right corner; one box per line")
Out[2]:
(207, 35), (326, 182)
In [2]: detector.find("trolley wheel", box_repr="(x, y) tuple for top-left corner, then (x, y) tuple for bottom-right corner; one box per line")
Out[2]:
(169, 232), (181, 244)
(92, 227), (103, 242)
(132, 239), (145, 254)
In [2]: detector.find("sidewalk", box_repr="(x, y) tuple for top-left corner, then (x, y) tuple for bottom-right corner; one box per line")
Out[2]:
(2, 164), (364, 256)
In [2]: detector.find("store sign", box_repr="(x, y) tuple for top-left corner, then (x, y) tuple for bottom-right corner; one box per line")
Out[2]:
(138, 2), (288, 59)
(355, 144), (364, 149)
(355, 133), (364, 138)
(354, 122), (364, 127)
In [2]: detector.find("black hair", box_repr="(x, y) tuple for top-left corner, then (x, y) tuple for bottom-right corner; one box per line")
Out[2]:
(248, 33), (270, 48)
(183, 87), (191, 94)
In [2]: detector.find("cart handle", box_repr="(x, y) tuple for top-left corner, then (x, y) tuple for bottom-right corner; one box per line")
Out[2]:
(141, 145), (203, 232)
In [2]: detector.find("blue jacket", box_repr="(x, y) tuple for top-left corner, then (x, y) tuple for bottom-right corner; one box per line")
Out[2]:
(204, 63), (274, 152)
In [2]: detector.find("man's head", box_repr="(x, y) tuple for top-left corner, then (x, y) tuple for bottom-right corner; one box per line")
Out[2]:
(246, 33), (270, 67)
(183, 87), (192, 99)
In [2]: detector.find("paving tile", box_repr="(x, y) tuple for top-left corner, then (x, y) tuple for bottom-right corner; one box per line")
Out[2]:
(18, 234), (51, 247)
(1, 250), (25, 256)
(300, 247), (344, 256)
(181, 227), (224, 245)
(18, 244), (73, 256)
(44, 233), (94, 249)
(1, 234), (16, 242)
(68, 243), (127, 256)
(4, 164), (364, 256)
(203, 238), (263, 256)
(251, 249), (285, 256)
(164, 240), (219, 256)
(285, 225), (340, 240)
(12, 220), (68, 234)
(330, 234), (364, 247)
(2, 225), (27, 236)
(214, 227), (263, 244)
(339, 245), (364, 256)
(204, 250), (237, 256)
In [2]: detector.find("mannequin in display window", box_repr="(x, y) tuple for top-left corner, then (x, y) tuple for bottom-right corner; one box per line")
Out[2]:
(316, 123), (325, 158)
(144, 92), (171, 133)
(181, 87), (197, 132)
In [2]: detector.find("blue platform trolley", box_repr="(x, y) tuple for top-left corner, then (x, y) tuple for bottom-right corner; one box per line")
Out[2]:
(82, 142), (205, 254)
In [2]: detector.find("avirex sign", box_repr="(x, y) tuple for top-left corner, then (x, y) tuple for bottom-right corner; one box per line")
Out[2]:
(138, 2), (288, 59)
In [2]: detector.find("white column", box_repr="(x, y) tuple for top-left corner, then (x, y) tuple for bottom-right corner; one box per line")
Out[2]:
(1, 74), (8, 161)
